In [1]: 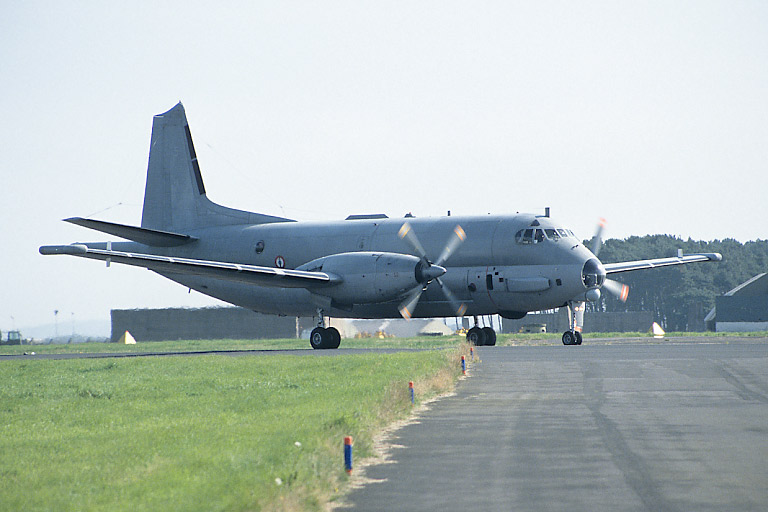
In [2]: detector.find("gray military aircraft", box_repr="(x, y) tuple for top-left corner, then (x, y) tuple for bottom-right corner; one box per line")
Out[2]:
(40, 103), (722, 348)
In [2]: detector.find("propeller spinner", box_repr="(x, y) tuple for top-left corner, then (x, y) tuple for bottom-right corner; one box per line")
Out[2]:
(397, 223), (467, 319)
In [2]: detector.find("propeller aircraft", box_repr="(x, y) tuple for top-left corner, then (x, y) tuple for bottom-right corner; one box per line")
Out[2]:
(40, 103), (722, 348)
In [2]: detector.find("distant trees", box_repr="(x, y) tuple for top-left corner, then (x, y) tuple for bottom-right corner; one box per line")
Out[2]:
(587, 235), (768, 331)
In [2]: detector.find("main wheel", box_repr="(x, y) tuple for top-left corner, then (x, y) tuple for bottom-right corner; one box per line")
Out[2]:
(310, 327), (330, 349)
(562, 331), (575, 346)
(467, 326), (487, 346)
(574, 331), (583, 345)
(482, 327), (497, 346)
(327, 327), (341, 349)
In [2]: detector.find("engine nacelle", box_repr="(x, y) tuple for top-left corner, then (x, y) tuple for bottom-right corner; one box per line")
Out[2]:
(298, 252), (422, 305)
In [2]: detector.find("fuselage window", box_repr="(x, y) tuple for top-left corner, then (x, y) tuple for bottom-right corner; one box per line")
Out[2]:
(545, 228), (559, 240)
(534, 229), (545, 243)
(557, 229), (569, 237)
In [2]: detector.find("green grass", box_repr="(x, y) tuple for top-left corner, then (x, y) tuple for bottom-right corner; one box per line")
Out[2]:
(0, 347), (465, 511)
(0, 336), (466, 356)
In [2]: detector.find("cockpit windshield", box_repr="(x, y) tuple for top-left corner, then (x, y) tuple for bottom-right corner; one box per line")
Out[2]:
(515, 223), (577, 245)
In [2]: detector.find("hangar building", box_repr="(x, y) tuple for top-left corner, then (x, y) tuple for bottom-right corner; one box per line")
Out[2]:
(110, 307), (315, 342)
(705, 273), (768, 332)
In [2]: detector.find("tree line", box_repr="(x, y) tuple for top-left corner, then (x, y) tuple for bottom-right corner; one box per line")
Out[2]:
(587, 235), (768, 331)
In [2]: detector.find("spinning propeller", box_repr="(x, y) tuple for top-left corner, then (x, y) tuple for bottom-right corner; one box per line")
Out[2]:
(590, 218), (629, 302)
(397, 223), (467, 319)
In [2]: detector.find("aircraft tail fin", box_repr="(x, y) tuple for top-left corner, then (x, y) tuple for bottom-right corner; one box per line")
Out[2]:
(140, 103), (292, 231)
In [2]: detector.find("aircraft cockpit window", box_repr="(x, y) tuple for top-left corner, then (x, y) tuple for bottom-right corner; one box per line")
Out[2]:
(516, 226), (574, 245)
(515, 228), (534, 244)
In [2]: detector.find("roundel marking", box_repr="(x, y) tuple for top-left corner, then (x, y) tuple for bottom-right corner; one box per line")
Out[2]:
(275, 256), (286, 268)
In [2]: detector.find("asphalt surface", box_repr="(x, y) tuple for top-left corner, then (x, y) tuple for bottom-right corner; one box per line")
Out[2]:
(342, 340), (768, 512)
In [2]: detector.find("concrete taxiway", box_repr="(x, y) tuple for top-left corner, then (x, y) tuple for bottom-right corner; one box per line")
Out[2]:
(342, 340), (768, 512)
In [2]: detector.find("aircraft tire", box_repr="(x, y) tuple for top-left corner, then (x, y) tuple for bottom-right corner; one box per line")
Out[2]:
(467, 326), (486, 346)
(310, 327), (330, 349)
(327, 327), (341, 349)
(482, 327), (497, 346)
(562, 331), (575, 345)
(575, 331), (583, 345)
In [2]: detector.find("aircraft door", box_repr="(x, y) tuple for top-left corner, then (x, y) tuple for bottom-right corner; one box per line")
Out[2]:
(466, 267), (495, 312)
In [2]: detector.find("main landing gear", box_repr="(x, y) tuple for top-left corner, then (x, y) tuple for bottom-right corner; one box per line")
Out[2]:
(466, 316), (497, 346)
(310, 309), (341, 349)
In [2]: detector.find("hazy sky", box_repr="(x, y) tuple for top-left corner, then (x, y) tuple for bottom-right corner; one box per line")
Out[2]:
(2, 1), (767, 333)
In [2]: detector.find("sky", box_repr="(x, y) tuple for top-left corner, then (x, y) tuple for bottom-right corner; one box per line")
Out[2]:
(2, 1), (767, 335)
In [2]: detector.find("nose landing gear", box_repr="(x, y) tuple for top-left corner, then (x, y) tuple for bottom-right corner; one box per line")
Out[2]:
(561, 330), (582, 346)
(562, 301), (584, 346)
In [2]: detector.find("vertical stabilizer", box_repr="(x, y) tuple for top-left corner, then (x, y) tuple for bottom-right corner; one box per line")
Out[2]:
(141, 103), (291, 231)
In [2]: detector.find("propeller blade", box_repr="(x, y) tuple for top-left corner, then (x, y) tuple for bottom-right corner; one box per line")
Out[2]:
(591, 217), (607, 257)
(398, 286), (424, 320)
(398, 223), (428, 263)
(435, 225), (467, 266)
(603, 278), (629, 302)
(435, 277), (467, 317)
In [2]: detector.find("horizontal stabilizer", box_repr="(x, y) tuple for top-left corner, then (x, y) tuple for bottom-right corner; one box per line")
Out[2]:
(64, 218), (197, 247)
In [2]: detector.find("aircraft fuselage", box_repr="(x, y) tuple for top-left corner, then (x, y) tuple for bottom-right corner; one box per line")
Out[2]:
(103, 212), (594, 319)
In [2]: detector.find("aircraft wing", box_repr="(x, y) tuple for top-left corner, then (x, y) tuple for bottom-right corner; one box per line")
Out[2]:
(39, 244), (340, 289)
(603, 253), (722, 274)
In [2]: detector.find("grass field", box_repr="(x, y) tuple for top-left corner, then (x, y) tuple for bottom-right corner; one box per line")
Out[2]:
(0, 336), (465, 355)
(2, 330), (762, 357)
(0, 342), (467, 511)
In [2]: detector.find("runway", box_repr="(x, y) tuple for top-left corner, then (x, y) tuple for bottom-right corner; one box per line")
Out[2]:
(342, 339), (768, 512)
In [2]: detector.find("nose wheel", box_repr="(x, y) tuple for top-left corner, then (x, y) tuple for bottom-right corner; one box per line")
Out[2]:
(562, 301), (584, 346)
(562, 330), (582, 345)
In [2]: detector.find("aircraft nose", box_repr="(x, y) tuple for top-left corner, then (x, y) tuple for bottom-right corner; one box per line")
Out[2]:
(582, 258), (606, 288)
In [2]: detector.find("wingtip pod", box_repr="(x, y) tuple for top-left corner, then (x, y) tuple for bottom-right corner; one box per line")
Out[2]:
(708, 253), (723, 262)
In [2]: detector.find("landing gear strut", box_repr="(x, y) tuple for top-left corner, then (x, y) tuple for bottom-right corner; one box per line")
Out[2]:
(562, 301), (584, 346)
(466, 316), (497, 346)
(310, 309), (341, 350)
